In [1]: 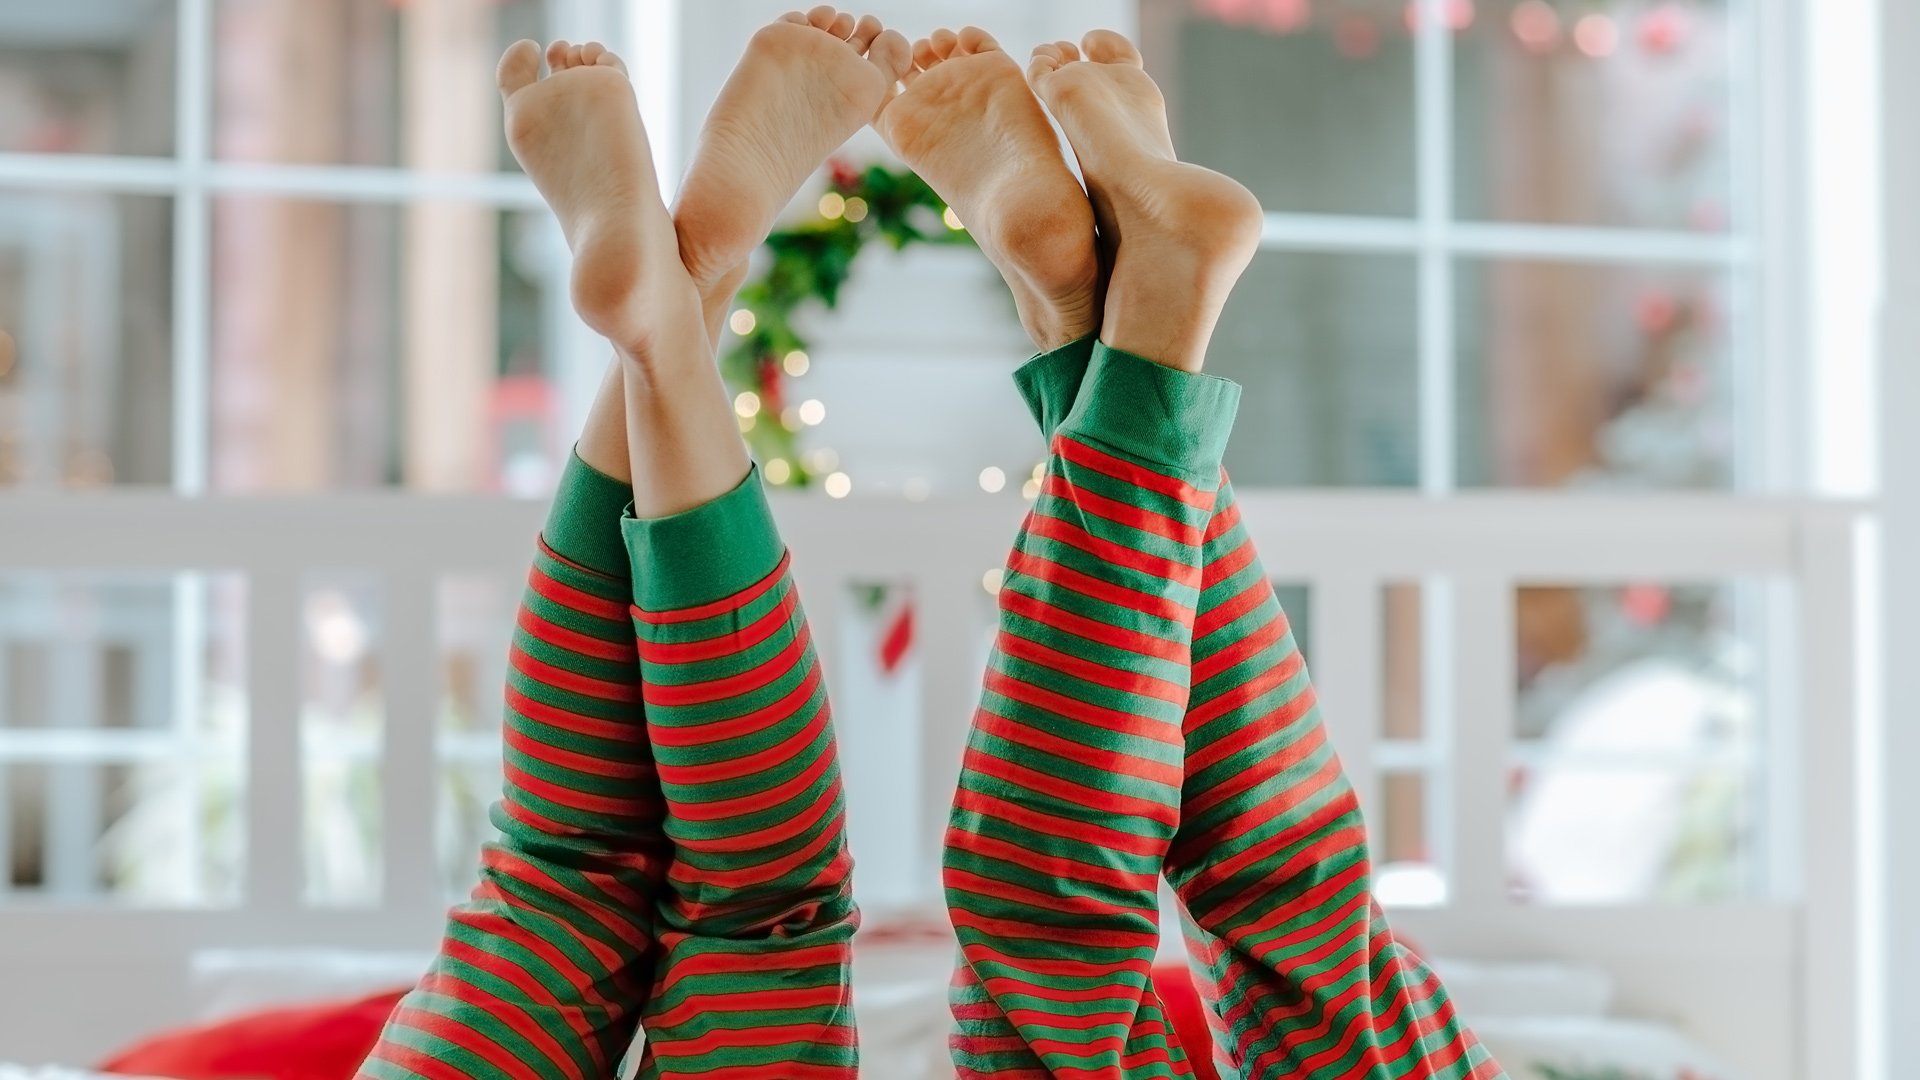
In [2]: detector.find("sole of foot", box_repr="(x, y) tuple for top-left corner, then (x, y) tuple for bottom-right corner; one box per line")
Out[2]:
(1028, 31), (1263, 374)
(875, 26), (1100, 352)
(499, 38), (705, 366)
(674, 6), (912, 333)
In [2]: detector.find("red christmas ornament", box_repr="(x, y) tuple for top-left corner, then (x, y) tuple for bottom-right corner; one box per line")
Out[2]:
(826, 155), (862, 191)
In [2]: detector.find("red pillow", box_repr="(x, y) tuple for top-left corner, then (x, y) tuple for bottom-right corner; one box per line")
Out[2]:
(100, 988), (407, 1080)
(1151, 961), (1222, 1080)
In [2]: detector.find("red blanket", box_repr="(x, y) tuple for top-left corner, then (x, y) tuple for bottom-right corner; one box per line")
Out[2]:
(101, 966), (1218, 1079)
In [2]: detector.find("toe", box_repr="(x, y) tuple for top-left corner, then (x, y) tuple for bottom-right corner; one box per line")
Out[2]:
(497, 39), (541, 98)
(567, 43), (589, 68)
(779, 10), (810, 24)
(868, 29), (913, 83)
(826, 10), (856, 38)
(1081, 29), (1143, 66)
(911, 37), (941, 71)
(927, 27), (959, 60)
(579, 41), (606, 65)
(956, 26), (1000, 55)
(849, 14), (883, 52)
(593, 48), (628, 74)
(545, 38), (570, 70)
(806, 5), (840, 31)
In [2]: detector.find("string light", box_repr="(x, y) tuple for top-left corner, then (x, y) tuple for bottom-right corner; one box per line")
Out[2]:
(783, 350), (810, 376)
(798, 399), (826, 425)
(824, 471), (852, 498)
(819, 192), (846, 219)
(1031, 461), (1046, 481)
(805, 447), (839, 473)
(1510, 0), (1559, 51)
(981, 567), (1004, 595)
(943, 206), (965, 230)
(1573, 13), (1618, 56)
(1022, 478), (1041, 500)
(780, 407), (801, 431)
(738, 415), (756, 432)
(979, 466), (1006, 493)
(733, 391), (761, 418)
(843, 197), (869, 222)
(764, 458), (792, 484)
(729, 309), (757, 335)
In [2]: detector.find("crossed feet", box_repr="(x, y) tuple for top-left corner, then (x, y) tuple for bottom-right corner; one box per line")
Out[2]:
(499, 10), (1263, 378)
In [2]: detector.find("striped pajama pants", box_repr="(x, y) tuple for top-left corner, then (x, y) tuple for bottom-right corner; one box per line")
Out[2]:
(356, 339), (1501, 1080)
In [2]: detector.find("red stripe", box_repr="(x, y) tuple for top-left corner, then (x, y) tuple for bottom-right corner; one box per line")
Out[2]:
(996, 627), (1190, 705)
(516, 604), (632, 664)
(511, 645), (642, 704)
(526, 557), (628, 622)
(1001, 587), (1190, 663)
(1054, 434), (1216, 511)
(1041, 472), (1205, 547)
(642, 621), (811, 707)
(639, 585), (799, 665)
(645, 661), (824, 748)
(1024, 512), (1202, 591)
(1007, 549), (1191, 625)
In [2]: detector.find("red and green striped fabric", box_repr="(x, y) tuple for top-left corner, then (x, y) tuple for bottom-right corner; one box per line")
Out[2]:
(359, 455), (667, 1080)
(1008, 338), (1501, 1079)
(948, 342), (1239, 1079)
(622, 472), (860, 1079)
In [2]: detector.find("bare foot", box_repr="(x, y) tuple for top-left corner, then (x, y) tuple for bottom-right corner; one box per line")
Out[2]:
(674, 7), (912, 338)
(499, 39), (705, 367)
(1029, 31), (1263, 373)
(875, 27), (1100, 352)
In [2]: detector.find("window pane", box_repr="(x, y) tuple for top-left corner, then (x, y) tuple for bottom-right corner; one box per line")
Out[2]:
(1509, 582), (1765, 905)
(1169, 0), (1415, 216)
(0, 572), (247, 907)
(1455, 259), (1730, 489)
(211, 198), (557, 492)
(437, 573), (508, 901)
(839, 579), (924, 908)
(1382, 581), (1423, 740)
(0, 2), (177, 157)
(0, 191), (174, 488)
(1455, 0), (1732, 231)
(302, 573), (381, 907)
(1213, 252), (1418, 487)
(214, 0), (542, 172)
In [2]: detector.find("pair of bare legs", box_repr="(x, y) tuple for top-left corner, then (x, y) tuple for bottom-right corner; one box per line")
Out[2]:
(498, 7), (1262, 520)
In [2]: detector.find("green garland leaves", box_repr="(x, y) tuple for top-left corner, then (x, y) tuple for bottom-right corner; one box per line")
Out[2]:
(719, 159), (977, 488)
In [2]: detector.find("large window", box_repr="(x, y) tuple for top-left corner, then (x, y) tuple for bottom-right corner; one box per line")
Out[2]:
(1154, 0), (1751, 492)
(0, 0), (589, 496)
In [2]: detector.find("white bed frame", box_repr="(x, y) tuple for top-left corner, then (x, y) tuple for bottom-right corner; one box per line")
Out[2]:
(0, 492), (1867, 1080)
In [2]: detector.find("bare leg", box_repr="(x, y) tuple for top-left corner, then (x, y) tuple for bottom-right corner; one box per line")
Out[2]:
(500, 37), (744, 517)
(673, 7), (912, 343)
(875, 26), (1100, 351)
(1029, 31), (1264, 373)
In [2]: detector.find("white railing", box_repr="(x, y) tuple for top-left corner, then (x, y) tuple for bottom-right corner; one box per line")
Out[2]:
(0, 491), (1866, 1080)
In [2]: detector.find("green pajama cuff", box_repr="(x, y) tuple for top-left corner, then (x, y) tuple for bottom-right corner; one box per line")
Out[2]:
(1059, 342), (1240, 490)
(621, 466), (786, 613)
(542, 449), (634, 579)
(1012, 335), (1098, 439)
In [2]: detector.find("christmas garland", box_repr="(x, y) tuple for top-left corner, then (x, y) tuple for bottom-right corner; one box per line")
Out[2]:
(720, 158), (979, 489)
